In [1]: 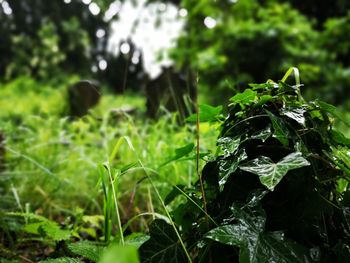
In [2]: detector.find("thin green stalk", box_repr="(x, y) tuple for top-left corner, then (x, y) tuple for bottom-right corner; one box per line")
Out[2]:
(172, 184), (218, 227)
(117, 136), (193, 262)
(281, 66), (303, 101)
(118, 166), (218, 226)
(7, 147), (57, 178)
(99, 165), (111, 243)
(146, 174), (192, 262)
(147, 186), (155, 221)
(281, 66), (300, 86)
(122, 212), (169, 233)
(104, 163), (125, 246)
(194, 74), (208, 216)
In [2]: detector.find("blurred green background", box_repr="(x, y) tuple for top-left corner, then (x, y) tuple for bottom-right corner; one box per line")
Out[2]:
(1, 0), (350, 104)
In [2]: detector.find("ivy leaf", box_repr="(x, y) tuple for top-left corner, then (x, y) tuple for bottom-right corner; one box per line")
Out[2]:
(217, 137), (240, 157)
(205, 193), (310, 263)
(251, 125), (271, 142)
(230, 89), (257, 105)
(280, 107), (306, 126)
(218, 149), (248, 191)
(239, 152), (310, 190)
(186, 104), (223, 122)
(138, 220), (187, 263)
(266, 111), (290, 146)
(205, 202), (265, 248)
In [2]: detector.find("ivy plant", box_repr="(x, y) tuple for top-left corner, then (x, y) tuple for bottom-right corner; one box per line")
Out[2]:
(139, 70), (350, 262)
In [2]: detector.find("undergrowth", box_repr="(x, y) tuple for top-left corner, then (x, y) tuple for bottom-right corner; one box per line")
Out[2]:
(139, 68), (350, 262)
(1, 70), (350, 262)
(0, 77), (218, 262)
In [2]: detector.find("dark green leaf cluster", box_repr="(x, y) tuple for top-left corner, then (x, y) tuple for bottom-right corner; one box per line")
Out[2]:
(139, 78), (350, 262)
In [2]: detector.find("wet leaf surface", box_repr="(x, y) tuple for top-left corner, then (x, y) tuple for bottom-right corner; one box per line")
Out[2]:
(239, 152), (310, 190)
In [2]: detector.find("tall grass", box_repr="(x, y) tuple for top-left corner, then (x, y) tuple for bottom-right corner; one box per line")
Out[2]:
(0, 77), (219, 232)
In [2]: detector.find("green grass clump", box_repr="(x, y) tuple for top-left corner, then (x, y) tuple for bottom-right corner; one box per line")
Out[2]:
(0, 76), (218, 262)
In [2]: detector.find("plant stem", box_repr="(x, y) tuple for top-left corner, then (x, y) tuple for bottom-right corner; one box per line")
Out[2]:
(106, 164), (125, 245)
(195, 74), (208, 215)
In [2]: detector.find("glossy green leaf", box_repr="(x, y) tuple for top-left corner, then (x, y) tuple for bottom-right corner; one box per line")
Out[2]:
(266, 111), (290, 146)
(251, 125), (271, 142)
(218, 149), (248, 191)
(138, 219), (187, 263)
(239, 152), (310, 190)
(217, 137), (240, 157)
(186, 104), (223, 122)
(205, 193), (310, 263)
(230, 89), (257, 105)
(280, 107), (306, 126)
(205, 204), (265, 247)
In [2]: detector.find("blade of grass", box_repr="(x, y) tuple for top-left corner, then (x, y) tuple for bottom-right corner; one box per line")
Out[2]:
(114, 136), (193, 262)
(117, 166), (218, 226)
(122, 212), (170, 233)
(103, 161), (125, 246)
(281, 66), (303, 100)
(194, 74), (208, 217)
(98, 164), (112, 243)
(147, 186), (155, 221)
(281, 66), (300, 86)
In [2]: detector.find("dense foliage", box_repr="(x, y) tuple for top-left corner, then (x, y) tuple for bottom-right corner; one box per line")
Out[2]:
(2, 0), (350, 105)
(0, 76), (217, 262)
(0, 0), (113, 80)
(1, 0), (350, 262)
(139, 70), (350, 262)
(0, 68), (349, 262)
(173, 0), (350, 105)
